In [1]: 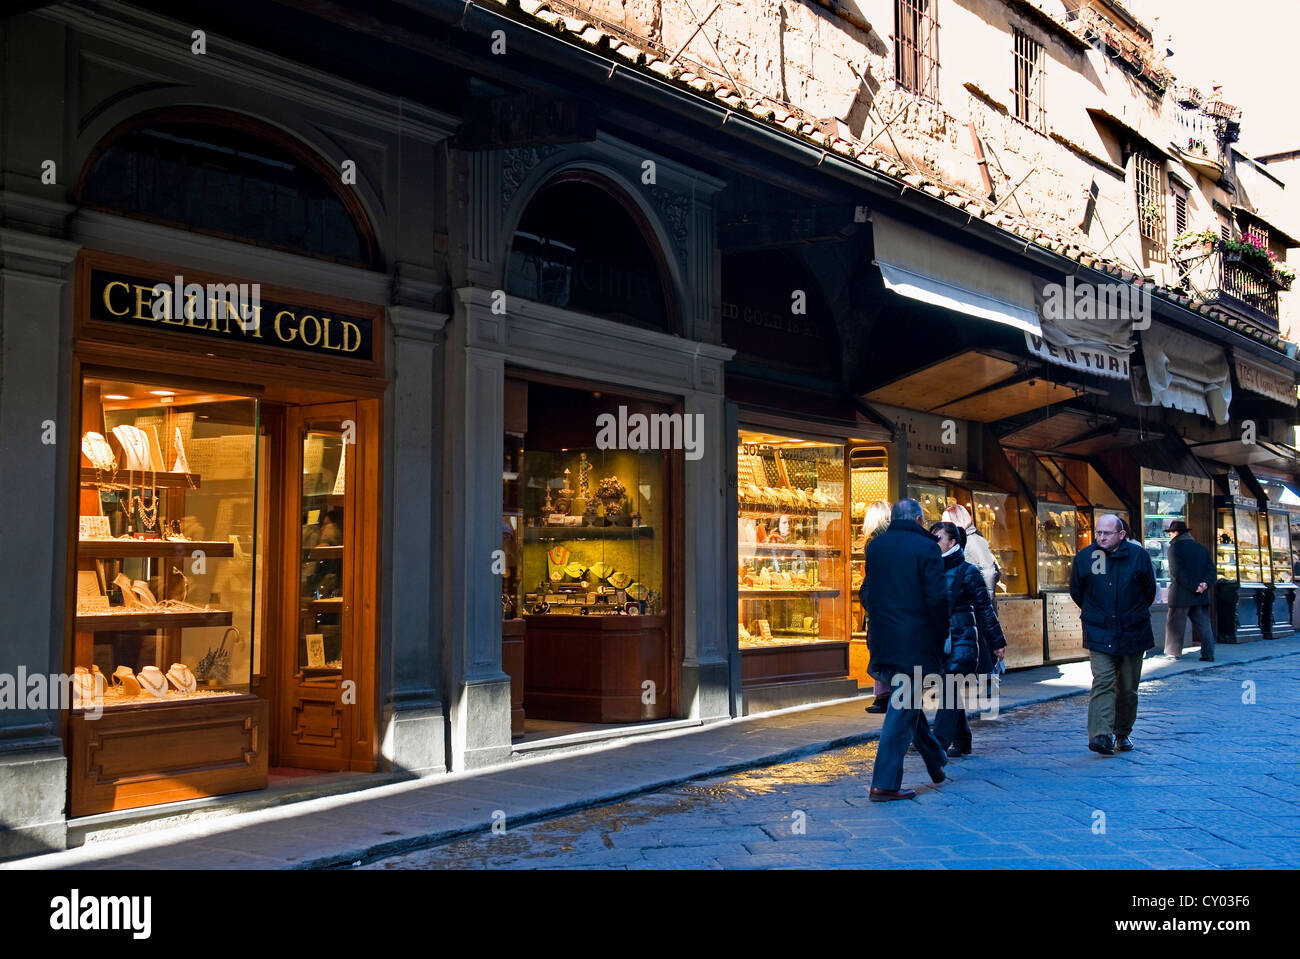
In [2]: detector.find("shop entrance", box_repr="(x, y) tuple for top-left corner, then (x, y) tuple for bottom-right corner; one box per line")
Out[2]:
(270, 400), (377, 772)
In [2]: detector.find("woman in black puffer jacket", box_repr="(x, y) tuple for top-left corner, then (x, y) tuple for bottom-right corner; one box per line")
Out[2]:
(929, 521), (1007, 758)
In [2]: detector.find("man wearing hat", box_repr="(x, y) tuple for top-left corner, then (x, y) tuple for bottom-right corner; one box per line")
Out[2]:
(1165, 519), (1216, 661)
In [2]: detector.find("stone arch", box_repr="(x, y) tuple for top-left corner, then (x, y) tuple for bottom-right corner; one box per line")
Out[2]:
(501, 160), (684, 334)
(77, 104), (383, 269)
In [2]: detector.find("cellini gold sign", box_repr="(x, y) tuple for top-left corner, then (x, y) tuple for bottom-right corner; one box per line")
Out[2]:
(88, 268), (373, 361)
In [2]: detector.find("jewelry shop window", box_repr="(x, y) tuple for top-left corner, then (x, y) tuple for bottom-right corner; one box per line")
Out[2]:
(517, 383), (667, 618)
(737, 431), (846, 647)
(75, 377), (261, 708)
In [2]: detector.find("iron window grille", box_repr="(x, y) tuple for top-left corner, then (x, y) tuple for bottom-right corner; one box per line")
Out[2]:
(1134, 150), (1164, 244)
(895, 0), (940, 102)
(1013, 28), (1046, 130)
(1245, 223), (1269, 248)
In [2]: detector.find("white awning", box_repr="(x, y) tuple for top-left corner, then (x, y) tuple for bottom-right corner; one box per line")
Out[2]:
(1028, 274), (1139, 380)
(1133, 322), (1232, 425)
(873, 212), (1040, 335)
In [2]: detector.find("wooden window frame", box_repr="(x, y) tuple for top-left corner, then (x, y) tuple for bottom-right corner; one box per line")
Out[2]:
(1134, 150), (1164, 245)
(895, 0), (940, 103)
(1013, 28), (1046, 131)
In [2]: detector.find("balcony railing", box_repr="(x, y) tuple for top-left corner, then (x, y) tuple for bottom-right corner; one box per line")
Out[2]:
(1178, 242), (1285, 330)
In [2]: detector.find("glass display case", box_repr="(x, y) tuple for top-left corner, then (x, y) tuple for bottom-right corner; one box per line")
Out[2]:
(1218, 505), (1269, 583)
(738, 432), (846, 647)
(502, 431), (524, 618)
(74, 377), (258, 710)
(1143, 485), (1188, 587)
(1036, 502), (1078, 590)
(971, 490), (1027, 596)
(1269, 511), (1292, 584)
(519, 442), (664, 616)
(908, 481), (953, 526)
(849, 448), (890, 642)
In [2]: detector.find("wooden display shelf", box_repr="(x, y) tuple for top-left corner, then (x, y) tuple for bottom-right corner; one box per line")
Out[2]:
(75, 609), (233, 631)
(523, 614), (670, 723)
(740, 543), (841, 557)
(738, 505), (841, 518)
(305, 545), (345, 559)
(81, 467), (201, 489)
(739, 588), (841, 599)
(307, 597), (344, 611)
(77, 539), (235, 559)
(524, 526), (654, 542)
(68, 694), (268, 816)
(740, 641), (850, 685)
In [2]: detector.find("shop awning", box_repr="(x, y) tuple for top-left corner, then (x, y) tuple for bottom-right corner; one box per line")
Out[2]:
(1028, 275), (1138, 381)
(1187, 438), (1300, 470)
(1000, 409), (1116, 450)
(933, 377), (1079, 422)
(864, 350), (1020, 410)
(1234, 352), (1298, 406)
(872, 213), (1040, 334)
(1132, 322), (1232, 425)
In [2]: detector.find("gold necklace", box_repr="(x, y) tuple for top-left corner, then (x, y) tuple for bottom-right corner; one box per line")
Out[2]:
(136, 464), (159, 530)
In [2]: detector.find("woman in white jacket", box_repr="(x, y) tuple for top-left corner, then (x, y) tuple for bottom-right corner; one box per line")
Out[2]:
(943, 504), (999, 600)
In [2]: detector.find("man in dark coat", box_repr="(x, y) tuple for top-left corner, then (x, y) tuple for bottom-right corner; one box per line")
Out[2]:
(863, 499), (950, 800)
(1164, 519), (1216, 661)
(1069, 513), (1156, 755)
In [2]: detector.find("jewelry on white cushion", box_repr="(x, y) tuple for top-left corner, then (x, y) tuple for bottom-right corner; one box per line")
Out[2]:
(81, 432), (116, 470)
(137, 666), (168, 698)
(165, 663), (196, 693)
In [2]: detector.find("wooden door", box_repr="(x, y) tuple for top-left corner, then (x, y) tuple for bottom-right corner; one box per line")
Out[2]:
(277, 402), (362, 771)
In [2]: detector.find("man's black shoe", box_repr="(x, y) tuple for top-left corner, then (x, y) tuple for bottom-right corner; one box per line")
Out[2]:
(946, 743), (971, 758)
(1088, 734), (1115, 755)
(1115, 735), (1134, 752)
(1199, 655), (1214, 662)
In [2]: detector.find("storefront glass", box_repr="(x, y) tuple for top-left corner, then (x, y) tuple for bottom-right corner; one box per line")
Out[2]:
(1143, 485), (1188, 588)
(971, 490), (1027, 595)
(1269, 512), (1293, 584)
(517, 389), (666, 617)
(1218, 506), (1269, 583)
(76, 376), (259, 707)
(738, 431), (846, 648)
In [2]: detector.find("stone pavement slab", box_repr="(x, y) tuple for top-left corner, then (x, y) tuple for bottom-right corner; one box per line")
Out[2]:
(7, 637), (1299, 870)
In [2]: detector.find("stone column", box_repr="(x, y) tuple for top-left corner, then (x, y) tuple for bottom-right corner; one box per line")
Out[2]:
(0, 227), (80, 859)
(441, 291), (512, 770)
(379, 305), (448, 777)
(681, 380), (732, 722)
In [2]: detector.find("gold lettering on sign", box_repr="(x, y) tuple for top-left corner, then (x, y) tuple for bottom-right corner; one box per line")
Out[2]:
(275, 310), (297, 344)
(341, 320), (360, 353)
(103, 281), (131, 316)
(298, 314), (322, 348)
(133, 284), (155, 321)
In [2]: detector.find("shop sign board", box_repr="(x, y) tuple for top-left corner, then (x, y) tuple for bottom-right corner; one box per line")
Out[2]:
(871, 402), (969, 470)
(1234, 355), (1297, 407)
(88, 267), (374, 362)
(1024, 331), (1131, 380)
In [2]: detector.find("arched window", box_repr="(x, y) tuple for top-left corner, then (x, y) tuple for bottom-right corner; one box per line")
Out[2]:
(79, 109), (378, 267)
(507, 173), (676, 333)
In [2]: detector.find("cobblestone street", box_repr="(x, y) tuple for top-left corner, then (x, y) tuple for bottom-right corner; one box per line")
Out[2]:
(366, 657), (1300, 869)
